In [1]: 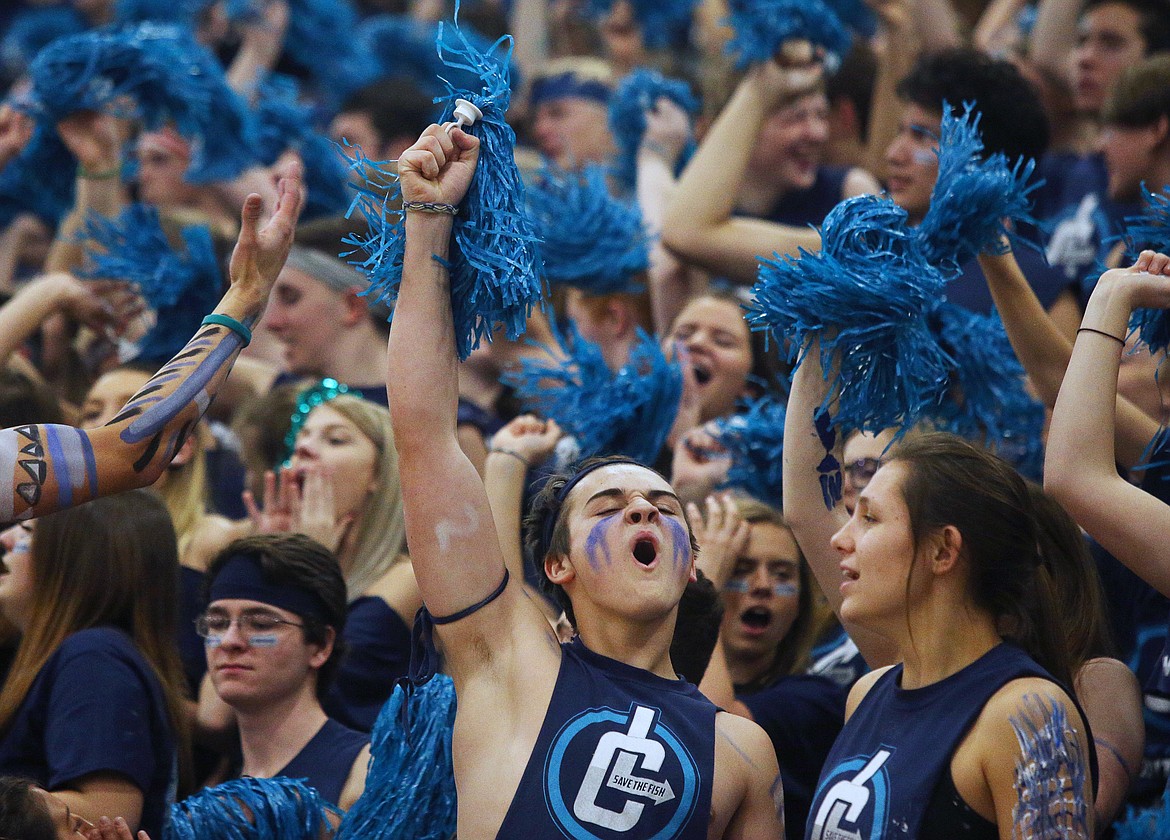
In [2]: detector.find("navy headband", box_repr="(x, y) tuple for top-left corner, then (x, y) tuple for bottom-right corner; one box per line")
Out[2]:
(535, 456), (642, 562)
(530, 73), (612, 108)
(207, 554), (331, 624)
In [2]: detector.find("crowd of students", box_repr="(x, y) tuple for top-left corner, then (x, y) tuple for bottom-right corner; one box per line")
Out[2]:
(0, 0), (1169, 837)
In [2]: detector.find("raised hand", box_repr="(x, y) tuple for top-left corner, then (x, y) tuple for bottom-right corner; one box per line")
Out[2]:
(489, 415), (563, 469)
(0, 104), (34, 170)
(671, 422), (732, 504)
(85, 815), (150, 840)
(397, 123), (480, 208)
(641, 97), (692, 166)
(687, 492), (750, 589)
(55, 110), (124, 175)
(226, 158), (304, 316)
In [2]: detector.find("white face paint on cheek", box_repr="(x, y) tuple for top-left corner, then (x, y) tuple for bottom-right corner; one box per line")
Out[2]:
(435, 502), (479, 552)
(911, 149), (936, 165)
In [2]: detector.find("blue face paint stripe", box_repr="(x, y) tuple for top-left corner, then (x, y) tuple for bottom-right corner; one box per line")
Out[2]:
(121, 333), (242, 444)
(247, 634), (279, 647)
(664, 517), (689, 570)
(43, 425), (72, 508)
(0, 430), (17, 523)
(585, 514), (618, 570)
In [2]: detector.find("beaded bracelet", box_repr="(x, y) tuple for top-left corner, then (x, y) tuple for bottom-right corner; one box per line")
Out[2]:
(202, 313), (253, 346)
(403, 201), (458, 216)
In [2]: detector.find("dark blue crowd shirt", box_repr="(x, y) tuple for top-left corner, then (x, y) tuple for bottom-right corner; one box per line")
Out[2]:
(324, 595), (412, 732)
(276, 718), (368, 806)
(0, 628), (177, 838)
(494, 638), (717, 839)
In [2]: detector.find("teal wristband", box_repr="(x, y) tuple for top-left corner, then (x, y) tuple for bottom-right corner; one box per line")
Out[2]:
(201, 313), (252, 346)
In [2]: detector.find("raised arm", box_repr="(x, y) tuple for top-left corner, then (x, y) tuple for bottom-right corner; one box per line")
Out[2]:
(782, 340), (898, 666)
(978, 249), (1160, 468)
(0, 163), (303, 525)
(662, 60), (822, 284)
(1046, 251), (1170, 596)
(386, 125), (554, 664)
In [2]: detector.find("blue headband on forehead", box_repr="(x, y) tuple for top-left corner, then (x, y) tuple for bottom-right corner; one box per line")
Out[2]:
(207, 554), (331, 623)
(535, 457), (642, 562)
(530, 72), (612, 107)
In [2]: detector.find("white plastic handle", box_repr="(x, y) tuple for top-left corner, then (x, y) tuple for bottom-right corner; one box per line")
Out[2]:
(450, 98), (483, 129)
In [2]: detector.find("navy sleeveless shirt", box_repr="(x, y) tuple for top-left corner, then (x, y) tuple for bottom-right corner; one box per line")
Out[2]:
(806, 644), (1081, 840)
(495, 638), (717, 839)
(277, 718), (369, 806)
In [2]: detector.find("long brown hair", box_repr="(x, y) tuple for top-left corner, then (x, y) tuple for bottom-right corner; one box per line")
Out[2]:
(891, 433), (1074, 689)
(0, 490), (192, 789)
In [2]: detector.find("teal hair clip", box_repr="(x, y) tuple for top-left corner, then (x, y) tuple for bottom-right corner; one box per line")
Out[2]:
(281, 377), (350, 466)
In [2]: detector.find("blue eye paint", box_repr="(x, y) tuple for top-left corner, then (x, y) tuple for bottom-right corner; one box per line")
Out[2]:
(248, 634), (279, 647)
(585, 515), (618, 570)
(723, 579), (798, 597)
(1010, 693), (1089, 837)
(204, 635), (224, 648)
(665, 516), (689, 570)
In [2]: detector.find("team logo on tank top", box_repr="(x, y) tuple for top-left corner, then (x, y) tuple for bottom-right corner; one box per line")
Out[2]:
(809, 749), (893, 840)
(543, 702), (700, 839)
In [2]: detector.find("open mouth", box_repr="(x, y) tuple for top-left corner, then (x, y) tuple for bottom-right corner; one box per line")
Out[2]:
(741, 607), (772, 630)
(632, 539), (658, 566)
(692, 364), (712, 385)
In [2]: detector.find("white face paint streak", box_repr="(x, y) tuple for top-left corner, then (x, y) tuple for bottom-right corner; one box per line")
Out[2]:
(435, 502), (479, 553)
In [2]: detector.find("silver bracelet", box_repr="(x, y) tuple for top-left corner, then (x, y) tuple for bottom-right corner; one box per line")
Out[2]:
(403, 201), (458, 216)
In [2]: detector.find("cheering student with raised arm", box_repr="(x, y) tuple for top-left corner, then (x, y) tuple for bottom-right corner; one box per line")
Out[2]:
(386, 123), (784, 839)
(0, 161), (304, 527)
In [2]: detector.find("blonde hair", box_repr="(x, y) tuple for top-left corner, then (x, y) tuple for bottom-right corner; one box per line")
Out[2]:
(317, 395), (407, 601)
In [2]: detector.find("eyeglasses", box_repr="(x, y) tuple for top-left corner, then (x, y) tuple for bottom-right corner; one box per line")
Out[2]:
(195, 611), (304, 645)
(843, 457), (884, 490)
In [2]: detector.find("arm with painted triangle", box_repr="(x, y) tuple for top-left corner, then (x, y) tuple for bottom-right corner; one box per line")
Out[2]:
(0, 163), (304, 526)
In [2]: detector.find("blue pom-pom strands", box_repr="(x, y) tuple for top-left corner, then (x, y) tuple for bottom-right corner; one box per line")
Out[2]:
(747, 193), (951, 439)
(335, 676), (458, 840)
(915, 101), (1041, 273)
(711, 395), (787, 508)
(1115, 789), (1170, 840)
(607, 68), (699, 189)
(1119, 185), (1170, 355)
(503, 325), (682, 464)
(1009, 694), (1090, 838)
(345, 7), (543, 361)
(584, 0), (699, 49)
(0, 124), (76, 227)
(527, 164), (650, 294)
(167, 776), (339, 840)
(724, 0), (851, 71)
(928, 304), (1045, 480)
(80, 203), (225, 362)
(25, 24), (259, 183)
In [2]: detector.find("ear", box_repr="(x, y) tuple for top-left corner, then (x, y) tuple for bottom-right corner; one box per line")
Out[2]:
(606, 299), (636, 339)
(928, 525), (963, 576)
(340, 287), (367, 327)
(1153, 115), (1170, 148)
(545, 552), (576, 587)
(308, 626), (336, 668)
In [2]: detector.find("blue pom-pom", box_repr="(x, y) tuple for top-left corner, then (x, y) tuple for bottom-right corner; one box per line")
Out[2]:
(724, 0), (852, 71)
(0, 7), (88, 78)
(114, 0), (207, 24)
(344, 7), (544, 360)
(80, 203), (224, 362)
(527, 164), (649, 294)
(0, 124), (76, 227)
(25, 24), (259, 183)
(253, 75), (350, 220)
(607, 68), (699, 189)
(928, 303), (1045, 479)
(1114, 788), (1170, 840)
(335, 676), (458, 840)
(915, 101), (1041, 274)
(712, 394), (787, 508)
(584, 0), (698, 48)
(167, 777), (338, 839)
(503, 324), (682, 463)
(746, 193), (951, 435)
(1120, 184), (1170, 354)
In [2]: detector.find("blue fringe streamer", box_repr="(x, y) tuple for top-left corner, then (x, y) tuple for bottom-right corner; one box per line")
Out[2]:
(712, 394), (787, 508)
(344, 7), (544, 360)
(527, 164), (649, 294)
(915, 101), (1041, 275)
(503, 324), (682, 463)
(25, 24), (259, 183)
(0, 124), (76, 228)
(335, 676), (457, 840)
(1120, 184), (1170, 354)
(928, 303), (1045, 480)
(607, 68), (699, 189)
(724, 0), (852, 71)
(253, 75), (350, 221)
(746, 193), (950, 436)
(166, 777), (339, 840)
(80, 203), (224, 362)
(1114, 789), (1170, 840)
(0, 7), (87, 77)
(584, 0), (698, 48)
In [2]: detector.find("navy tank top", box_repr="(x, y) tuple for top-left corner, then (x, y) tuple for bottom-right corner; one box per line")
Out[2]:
(805, 643), (1084, 840)
(495, 638), (717, 839)
(278, 718), (369, 806)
